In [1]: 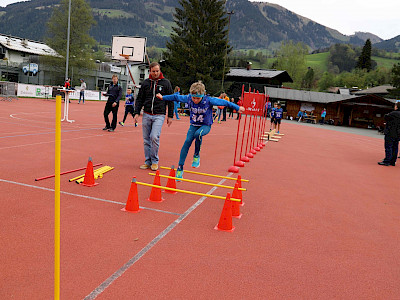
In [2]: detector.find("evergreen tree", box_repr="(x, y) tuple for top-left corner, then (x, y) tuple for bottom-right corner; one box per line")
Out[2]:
(44, 0), (96, 82)
(164, 0), (229, 94)
(391, 63), (400, 88)
(302, 67), (315, 89)
(356, 39), (372, 71)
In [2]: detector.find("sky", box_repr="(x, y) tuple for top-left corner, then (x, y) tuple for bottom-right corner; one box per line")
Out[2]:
(1, 0), (399, 40)
(251, 0), (399, 40)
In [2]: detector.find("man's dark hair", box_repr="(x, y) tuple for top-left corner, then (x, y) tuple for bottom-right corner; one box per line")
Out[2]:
(149, 62), (160, 70)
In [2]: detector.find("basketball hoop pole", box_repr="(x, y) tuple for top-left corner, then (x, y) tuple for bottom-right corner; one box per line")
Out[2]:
(119, 54), (136, 86)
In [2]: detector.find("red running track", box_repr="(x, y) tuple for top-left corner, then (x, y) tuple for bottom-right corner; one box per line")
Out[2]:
(0, 98), (399, 299)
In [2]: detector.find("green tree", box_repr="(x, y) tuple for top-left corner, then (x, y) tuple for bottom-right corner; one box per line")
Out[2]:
(389, 63), (400, 99)
(318, 72), (335, 91)
(273, 41), (308, 88)
(164, 0), (229, 94)
(356, 39), (373, 71)
(391, 63), (400, 88)
(302, 67), (315, 89)
(328, 44), (357, 73)
(45, 0), (96, 83)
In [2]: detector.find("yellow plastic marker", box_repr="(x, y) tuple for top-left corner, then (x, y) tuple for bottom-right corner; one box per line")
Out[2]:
(160, 166), (249, 182)
(148, 172), (247, 191)
(54, 95), (61, 300)
(135, 181), (241, 202)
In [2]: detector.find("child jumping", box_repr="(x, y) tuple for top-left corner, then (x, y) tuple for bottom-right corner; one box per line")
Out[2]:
(274, 103), (283, 134)
(157, 81), (245, 179)
(119, 88), (137, 127)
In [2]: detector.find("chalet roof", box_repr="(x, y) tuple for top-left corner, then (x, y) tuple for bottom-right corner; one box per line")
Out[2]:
(353, 85), (395, 95)
(226, 68), (293, 83)
(0, 34), (59, 57)
(265, 87), (356, 103)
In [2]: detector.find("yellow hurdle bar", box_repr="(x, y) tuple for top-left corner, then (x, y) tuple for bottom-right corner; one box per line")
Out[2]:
(160, 166), (249, 182)
(69, 166), (111, 182)
(135, 181), (241, 202)
(148, 172), (247, 191)
(75, 167), (114, 184)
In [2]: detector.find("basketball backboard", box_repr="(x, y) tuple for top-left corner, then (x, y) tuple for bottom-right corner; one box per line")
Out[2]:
(111, 36), (147, 63)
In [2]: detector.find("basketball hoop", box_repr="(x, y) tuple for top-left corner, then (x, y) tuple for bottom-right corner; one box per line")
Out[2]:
(119, 54), (131, 60)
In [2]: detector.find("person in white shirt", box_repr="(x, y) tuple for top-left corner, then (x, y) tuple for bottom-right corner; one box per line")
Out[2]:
(79, 79), (87, 104)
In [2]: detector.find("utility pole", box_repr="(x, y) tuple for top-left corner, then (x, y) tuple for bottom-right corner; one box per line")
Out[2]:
(65, 0), (72, 81)
(220, 10), (234, 93)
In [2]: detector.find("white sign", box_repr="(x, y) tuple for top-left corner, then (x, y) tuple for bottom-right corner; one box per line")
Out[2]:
(17, 84), (52, 98)
(300, 103), (316, 112)
(110, 65), (122, 73)
(69, 89), (107, 101)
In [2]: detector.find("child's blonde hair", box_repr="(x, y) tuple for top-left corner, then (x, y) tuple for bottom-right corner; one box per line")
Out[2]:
(189, 81), (205, 95)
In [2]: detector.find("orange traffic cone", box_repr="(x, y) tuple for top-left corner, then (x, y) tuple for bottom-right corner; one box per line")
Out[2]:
(231, 183), (242, 219)
(164, 165), (177, 194)
(81, 157), (98, 187)
(121, 177), (140, 213)
(214, 193), (235, 232)
(147, 170), (165, 202)
(236, 175), (244, 206)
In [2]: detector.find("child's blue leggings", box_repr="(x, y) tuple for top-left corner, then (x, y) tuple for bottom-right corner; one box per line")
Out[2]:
(178, 125), (211, 169)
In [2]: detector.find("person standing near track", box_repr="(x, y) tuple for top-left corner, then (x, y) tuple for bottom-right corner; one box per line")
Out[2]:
(173, 86), (181, 120)
(378, 102), (400, 166)
(119, 87), (137, 127)
(274, 103), (283, 134)
(133, 62), (174, 171)
(103, 74), (122, 132)
(270, 102), (277, 130)
(78, 79), (86, 104)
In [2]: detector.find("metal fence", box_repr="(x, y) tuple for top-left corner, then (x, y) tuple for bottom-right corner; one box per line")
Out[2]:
(0, 81), (18, 101)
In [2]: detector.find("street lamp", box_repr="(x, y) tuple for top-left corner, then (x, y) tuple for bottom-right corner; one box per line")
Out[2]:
(221, 10), (234, 93)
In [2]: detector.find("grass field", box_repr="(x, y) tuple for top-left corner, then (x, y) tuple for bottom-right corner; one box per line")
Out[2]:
(372, 56), (400, 69)
(305, 52), (399, 72)
(305, 52), (330, 72)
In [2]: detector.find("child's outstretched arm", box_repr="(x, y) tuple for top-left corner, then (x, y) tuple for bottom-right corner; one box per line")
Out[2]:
(156, 93), (189, 103)
(209, 97), (245, 113)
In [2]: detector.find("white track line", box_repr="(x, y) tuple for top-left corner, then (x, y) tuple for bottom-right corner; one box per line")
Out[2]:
(83, 174), (233, 300)
(0, 178), (182, 216)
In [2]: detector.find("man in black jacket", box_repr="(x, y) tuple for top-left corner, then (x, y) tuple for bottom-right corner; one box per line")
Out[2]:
(134, 62), (173, 171)
(103, 74), (122, 132)
(378, 102), (400, 166)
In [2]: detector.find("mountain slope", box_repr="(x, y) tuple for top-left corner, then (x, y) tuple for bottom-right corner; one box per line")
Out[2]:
(374, 35), (400, 52)
(0, 0), (389, 50)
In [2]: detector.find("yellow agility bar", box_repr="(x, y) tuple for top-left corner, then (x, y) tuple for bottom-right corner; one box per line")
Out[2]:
(69, 166), (111, 182)
(148, 172), (247, 191)
(54, 95), (61, 300)
(135, 181), (241, 202)
(75, 167), (114, 184)
(160, 166), (249, 182)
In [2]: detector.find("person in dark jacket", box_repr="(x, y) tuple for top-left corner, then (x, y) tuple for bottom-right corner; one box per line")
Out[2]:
(378, 103), (400, 166)
(103, 74), (122, 132)
(134, 62), (173, 171)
